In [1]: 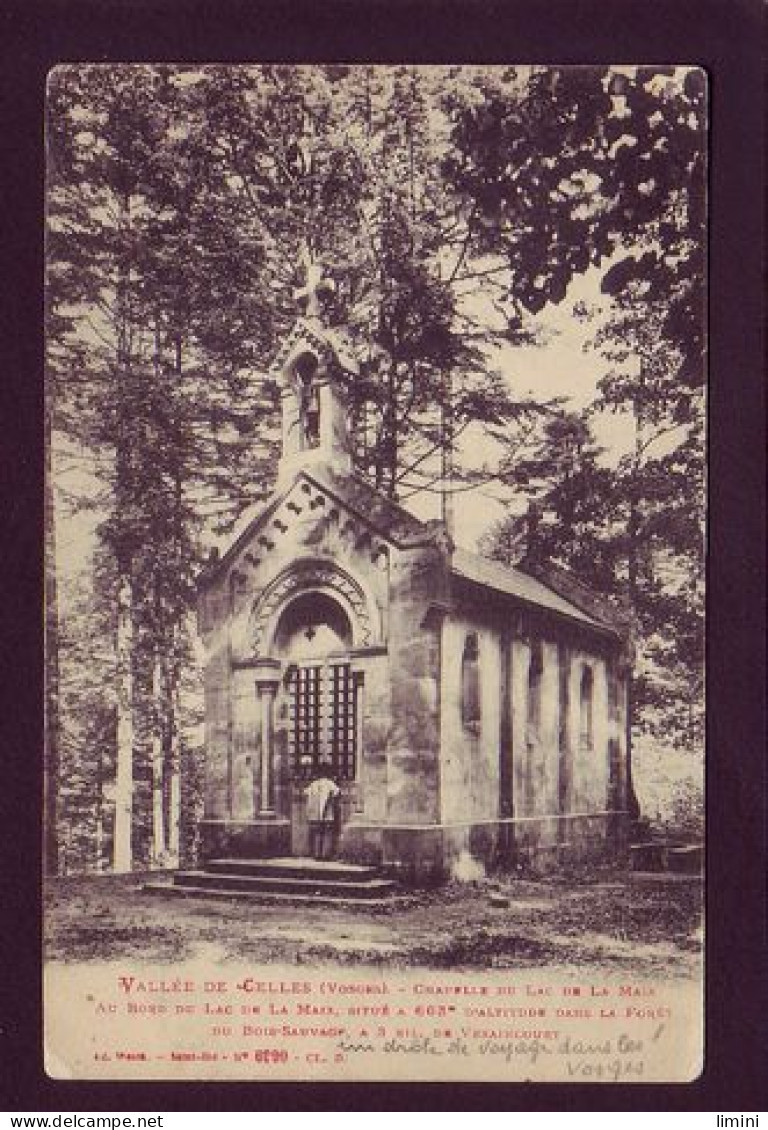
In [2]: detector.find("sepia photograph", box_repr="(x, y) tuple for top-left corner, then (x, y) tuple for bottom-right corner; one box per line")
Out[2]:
(44, 64), (706, 1082)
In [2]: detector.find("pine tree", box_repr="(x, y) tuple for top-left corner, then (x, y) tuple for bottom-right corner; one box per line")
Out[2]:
(485, 410), (620, 589)
(588, 292), (704, 743)
(46, 66), (278, 871)
(56, 556), (118, 875)
(168, 65), (540, 503)
(461, 67), (706, 744)
(47, 65), (157, 871)
(46, 64), (707, 874)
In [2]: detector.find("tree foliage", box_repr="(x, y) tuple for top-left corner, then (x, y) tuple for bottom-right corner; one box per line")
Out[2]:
(46, 65), (707, 872)
(461, 67), (706, 746)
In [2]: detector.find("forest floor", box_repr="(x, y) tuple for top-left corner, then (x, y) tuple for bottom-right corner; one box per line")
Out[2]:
(45, 868), (703, 980)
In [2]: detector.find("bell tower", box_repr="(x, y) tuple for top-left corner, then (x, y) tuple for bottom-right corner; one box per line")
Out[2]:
(272, 249), (358, 485)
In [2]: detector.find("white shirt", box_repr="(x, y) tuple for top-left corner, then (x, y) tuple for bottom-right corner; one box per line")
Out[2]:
(305, 777), (340, 822)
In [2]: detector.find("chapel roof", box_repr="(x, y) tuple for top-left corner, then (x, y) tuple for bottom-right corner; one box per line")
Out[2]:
(450, 547), (620, 636)
(200, 460), (622, 640)
(308, 464), (437, 547)
(303, 474), (622, 637)
(197, 464), (439, 589)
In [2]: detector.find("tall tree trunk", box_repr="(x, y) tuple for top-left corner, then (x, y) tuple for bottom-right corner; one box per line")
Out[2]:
(165, 340), (185, 868)
(150, 652), (167, 867)
(112, 187), (136, 874)
(44, 399), (60, 877)
(440, 367), (454, 538)
(385, 363), (398, 498)
(623, 397), (643, 823)
(625, 397), (644, 732)
(113, 569), (134, 872)
(166, 650), (182, 868)
(95, 789), (105, 873)
(94, 720), (105, 872)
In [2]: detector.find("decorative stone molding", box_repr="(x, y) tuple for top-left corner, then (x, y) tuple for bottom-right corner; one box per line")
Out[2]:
(252, 657), (283, 690)
(270, 319), (358, 387)
(249, 560), (375, 656)
(271, 320), (336, 378)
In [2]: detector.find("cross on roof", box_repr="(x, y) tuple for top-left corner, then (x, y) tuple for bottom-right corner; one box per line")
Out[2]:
(293, 247), (335, 318)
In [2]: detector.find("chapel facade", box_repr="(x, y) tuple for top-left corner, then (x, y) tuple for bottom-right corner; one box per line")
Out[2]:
(196, 284), (633, 880)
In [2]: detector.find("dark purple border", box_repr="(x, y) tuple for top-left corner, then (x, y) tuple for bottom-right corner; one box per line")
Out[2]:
(1, 0), (765, 1111)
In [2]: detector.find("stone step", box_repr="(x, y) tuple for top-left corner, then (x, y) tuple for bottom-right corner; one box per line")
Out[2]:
(143, 881), (406, 910)
(172, 869), (398, 900)
(205, 857), (381, 883)
(629, 871), (704, 884)
(667, 844), (704, 873)
(630, 841), (704, 873)
(629, 842), (667, 871)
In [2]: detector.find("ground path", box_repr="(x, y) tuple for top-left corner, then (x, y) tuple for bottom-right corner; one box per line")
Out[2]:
(45, 870), (702, 978)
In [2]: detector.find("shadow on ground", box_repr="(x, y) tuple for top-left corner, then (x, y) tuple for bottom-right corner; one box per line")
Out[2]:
(45, 869), (703, 979)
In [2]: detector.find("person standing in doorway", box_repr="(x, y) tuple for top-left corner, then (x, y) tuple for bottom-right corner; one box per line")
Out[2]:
(305, 766), (341, 860)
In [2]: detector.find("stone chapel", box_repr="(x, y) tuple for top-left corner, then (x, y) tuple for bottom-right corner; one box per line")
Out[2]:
(196, 273), (633, 881)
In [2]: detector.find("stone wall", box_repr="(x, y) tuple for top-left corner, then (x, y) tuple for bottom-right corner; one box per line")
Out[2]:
(434, 597), (629, 873)
(338, 539), (450, 877)
(509, 628), (625, 862)
(200, 618), (230, 823)
(353, 652), (390, 823)
(197, 469), (395, 858)
(197, 467), (629, 875)
(385, 543), (445, 825)
(439, 615), (502, 826)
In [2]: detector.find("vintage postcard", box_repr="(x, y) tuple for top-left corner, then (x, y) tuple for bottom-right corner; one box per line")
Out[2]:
(44, 64), (706, 1082)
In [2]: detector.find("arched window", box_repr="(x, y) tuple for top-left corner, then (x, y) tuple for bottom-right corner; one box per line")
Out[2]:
(580, 665), (594, 748)
(461, 632), (481, 731)
(274, 592), (353, 660)
(526, 640), (543, 737)
(294, 353), (320, 449)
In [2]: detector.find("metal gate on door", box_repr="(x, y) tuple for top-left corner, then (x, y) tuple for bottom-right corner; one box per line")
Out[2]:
(288, 661), (357, 781)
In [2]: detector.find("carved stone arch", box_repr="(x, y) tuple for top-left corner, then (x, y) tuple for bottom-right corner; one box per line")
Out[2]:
(274, 325), (337, 386)
(249, 558), (377, 657)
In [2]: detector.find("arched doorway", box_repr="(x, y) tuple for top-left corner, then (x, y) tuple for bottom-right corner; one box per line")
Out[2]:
(273, 591), (363, 855)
